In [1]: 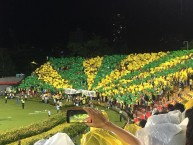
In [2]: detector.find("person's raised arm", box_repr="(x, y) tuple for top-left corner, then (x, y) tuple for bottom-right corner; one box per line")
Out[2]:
(84, 107), (143, 145)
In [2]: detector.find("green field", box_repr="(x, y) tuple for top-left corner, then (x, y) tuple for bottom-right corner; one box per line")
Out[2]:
(0, 97), (127, 144)
(95, 106), (127, 127)
(0, 98), (127, 132)
(0, 97), (58, 131)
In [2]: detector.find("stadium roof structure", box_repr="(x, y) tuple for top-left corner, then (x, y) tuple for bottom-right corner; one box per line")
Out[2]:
(0, 76), (24, 85)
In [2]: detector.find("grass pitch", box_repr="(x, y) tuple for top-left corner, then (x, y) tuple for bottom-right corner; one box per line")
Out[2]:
(0, 97), (58, 132)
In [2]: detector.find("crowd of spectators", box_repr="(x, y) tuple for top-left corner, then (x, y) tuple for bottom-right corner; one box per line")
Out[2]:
(13, 49), (193, 144)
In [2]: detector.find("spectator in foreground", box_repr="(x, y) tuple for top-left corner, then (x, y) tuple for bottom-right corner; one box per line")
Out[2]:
(185, 107), (193, 145)
(84, 107), (142, 145)
(139, 120), (147, 128)
(174, 103), (185, 113)
(167, 103), (175, 112)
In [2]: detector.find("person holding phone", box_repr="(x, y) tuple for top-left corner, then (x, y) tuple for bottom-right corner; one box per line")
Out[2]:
(83, 107), (143, 145)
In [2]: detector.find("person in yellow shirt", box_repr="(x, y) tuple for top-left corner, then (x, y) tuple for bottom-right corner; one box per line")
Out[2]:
(84, 107), (143, 145)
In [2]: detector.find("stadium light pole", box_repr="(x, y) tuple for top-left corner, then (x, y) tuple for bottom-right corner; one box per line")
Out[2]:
(183, 41), (189, 50)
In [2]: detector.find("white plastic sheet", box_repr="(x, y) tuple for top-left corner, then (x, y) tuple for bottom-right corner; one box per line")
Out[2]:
(34, 139), (47, 145)
(136, 111), (189, 145)
(136, 123), (182, 145)
(34, 133), (74, 145)
(145, 110), (182, 127)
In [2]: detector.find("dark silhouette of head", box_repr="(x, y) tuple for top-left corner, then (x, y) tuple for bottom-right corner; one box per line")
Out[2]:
(174, 103), (185, 113)
(167, 104), (175, 112)
(139, 119), (147, 128)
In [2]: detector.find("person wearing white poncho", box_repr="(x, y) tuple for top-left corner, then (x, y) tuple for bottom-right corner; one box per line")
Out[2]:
(136, 110), (188, 145)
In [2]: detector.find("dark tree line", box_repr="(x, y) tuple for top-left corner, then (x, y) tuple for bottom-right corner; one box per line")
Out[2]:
(0, 48), (15, 77)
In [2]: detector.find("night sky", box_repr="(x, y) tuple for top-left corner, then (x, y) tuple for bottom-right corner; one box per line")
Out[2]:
(1, 0), (193, 51)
